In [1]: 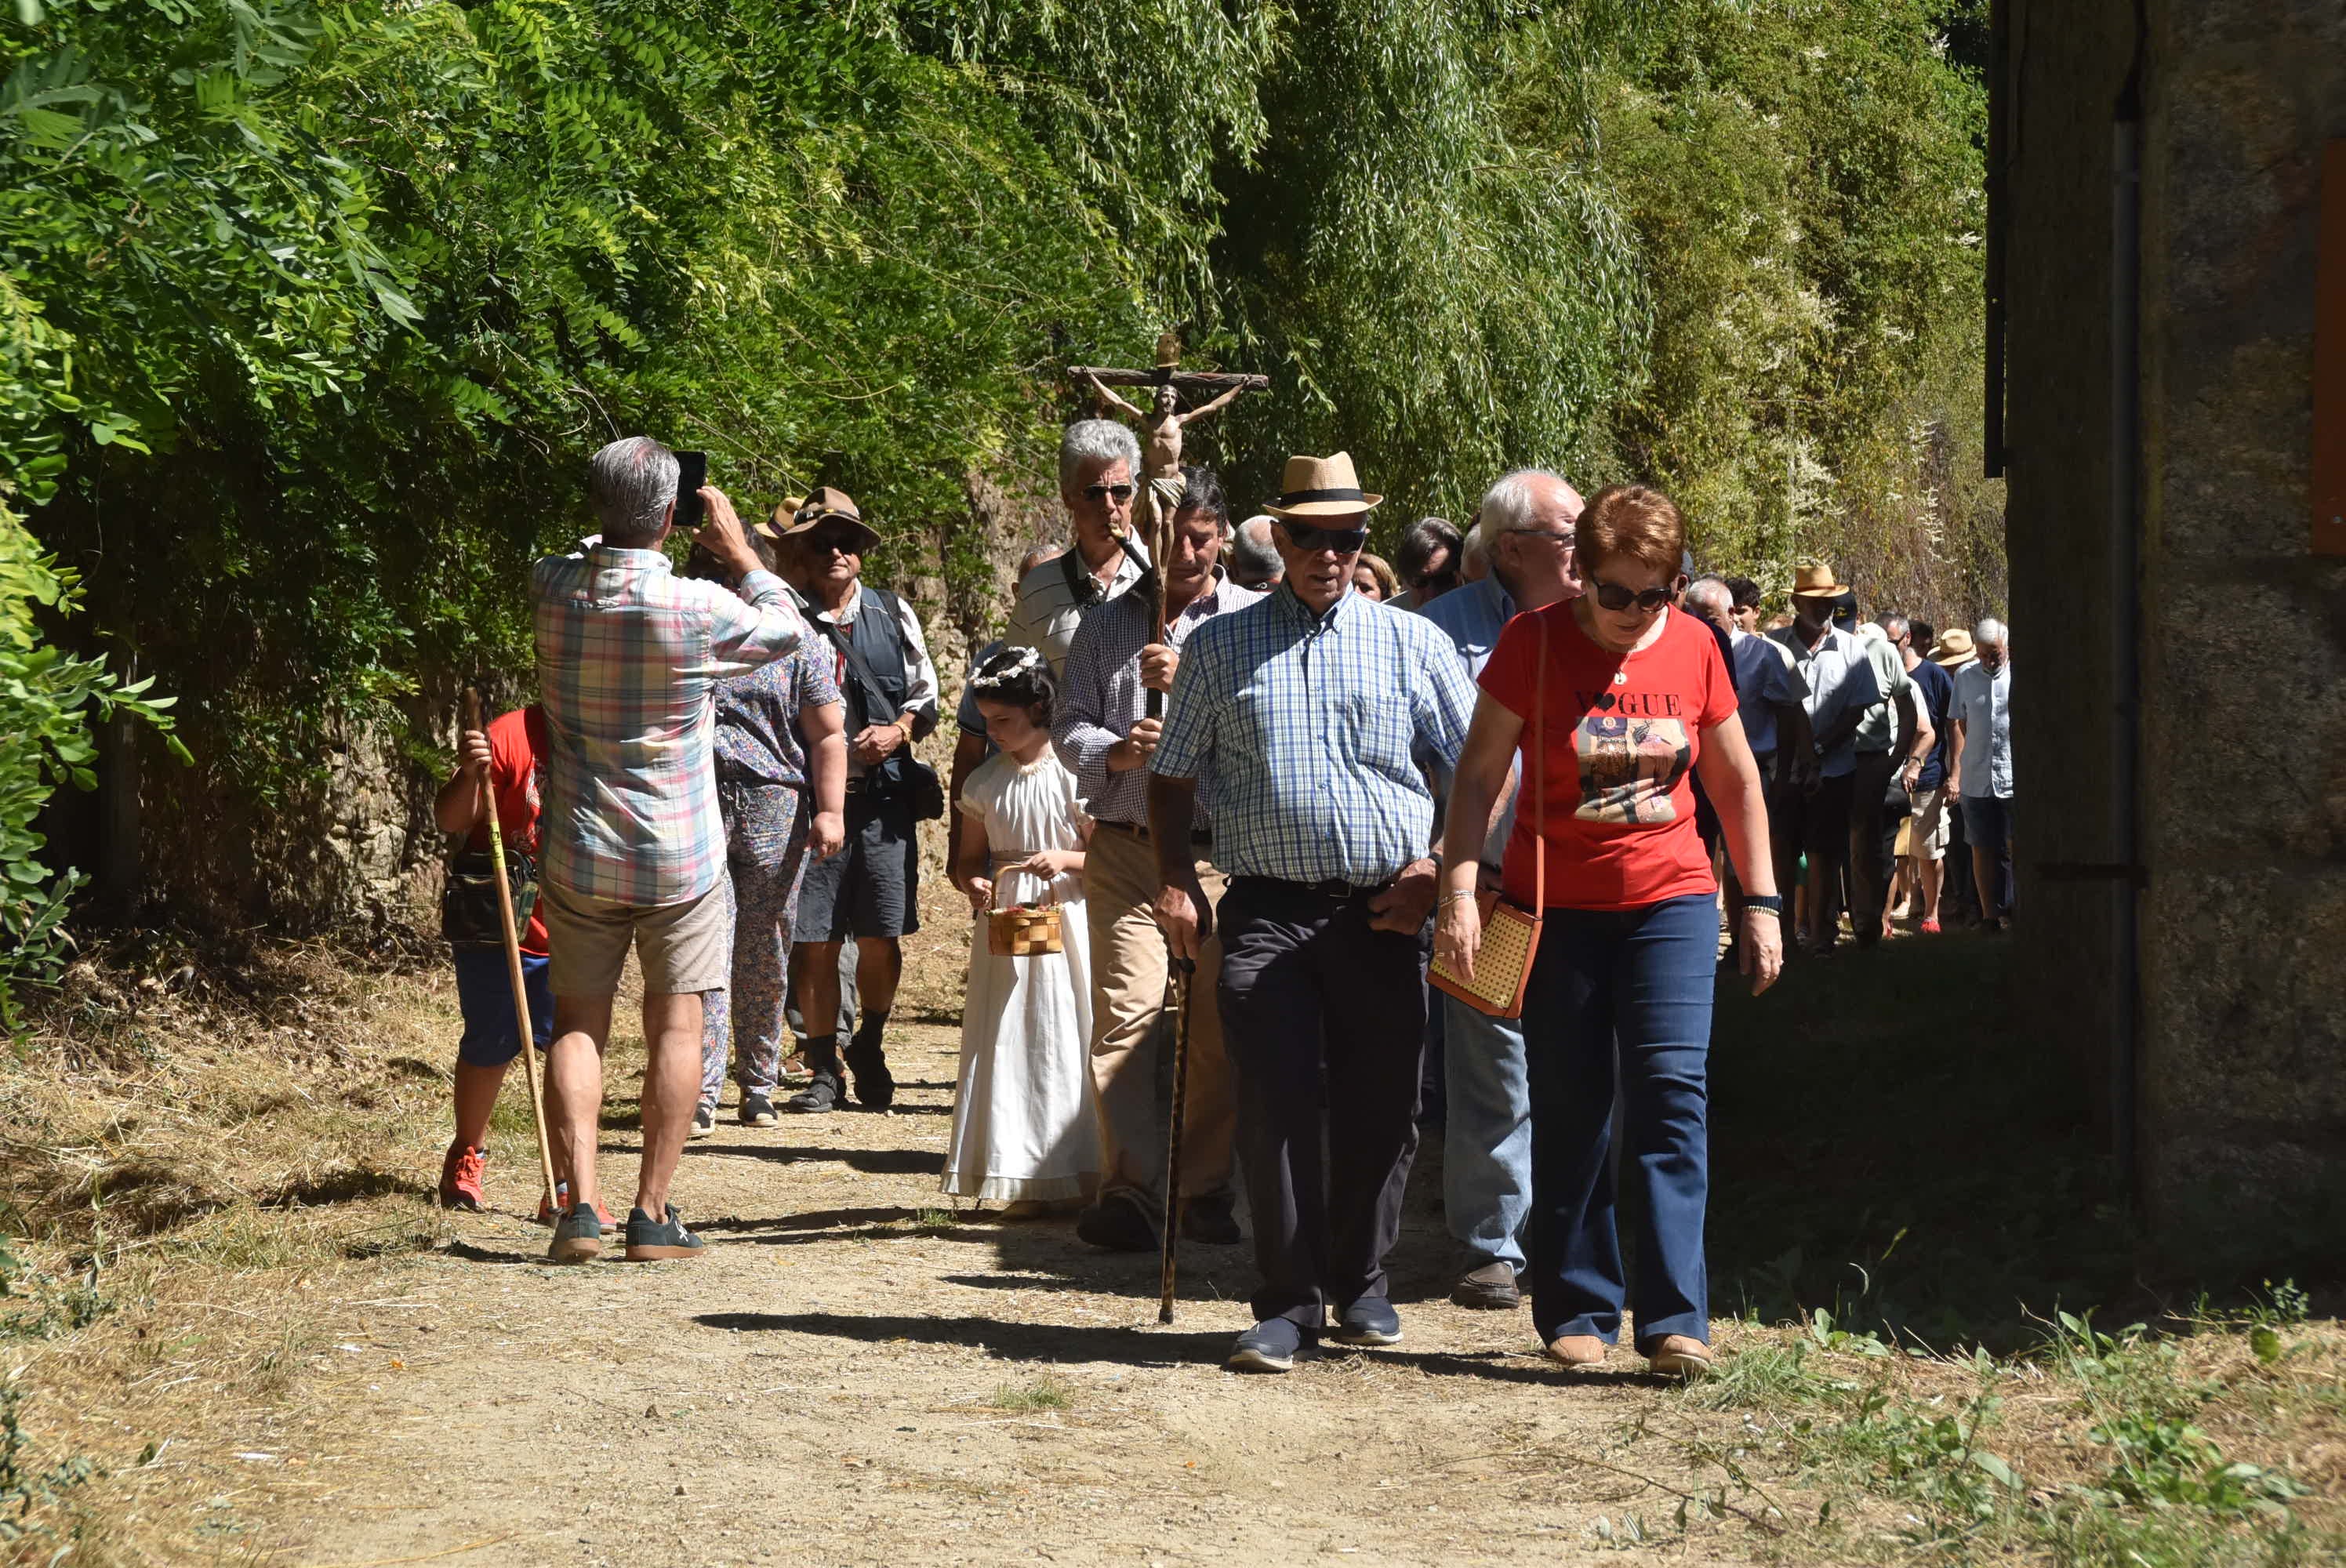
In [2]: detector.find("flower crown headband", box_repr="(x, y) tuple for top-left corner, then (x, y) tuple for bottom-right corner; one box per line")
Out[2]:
(968, 645), (1047, 696)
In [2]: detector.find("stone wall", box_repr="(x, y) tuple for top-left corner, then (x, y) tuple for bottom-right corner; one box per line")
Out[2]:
(2006, 0), (2346, 1270)
(2134, 0), (2346, 1263)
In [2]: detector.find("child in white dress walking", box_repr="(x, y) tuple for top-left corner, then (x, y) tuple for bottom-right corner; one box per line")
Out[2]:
(946, 647), (1099, 1210)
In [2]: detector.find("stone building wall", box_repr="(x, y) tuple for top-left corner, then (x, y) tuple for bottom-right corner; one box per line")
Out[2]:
(2134, 0), (2346, 1261)
(2006, 0), (2346, 1269)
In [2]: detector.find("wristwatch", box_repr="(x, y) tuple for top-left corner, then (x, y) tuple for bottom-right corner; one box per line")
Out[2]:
(1745, 893), (1785, 915)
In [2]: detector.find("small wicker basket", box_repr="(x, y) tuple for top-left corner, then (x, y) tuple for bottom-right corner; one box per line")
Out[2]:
(988, 903), (1064, 957)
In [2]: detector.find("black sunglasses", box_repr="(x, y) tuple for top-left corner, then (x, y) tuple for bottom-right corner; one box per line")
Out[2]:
(807, 528), (862, 555)
(1411, 568), (1461, 595)
(1083, 482), (1136, 503)
(1279, 521), (1369, 555)
(1591, 575), (1684, 614)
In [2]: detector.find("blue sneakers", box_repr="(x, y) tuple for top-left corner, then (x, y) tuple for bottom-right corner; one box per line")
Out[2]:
(1329, 1297), (1403, 1347)
(1226, 1317), (1307, 1373)
(547, 1203), (602, 1265)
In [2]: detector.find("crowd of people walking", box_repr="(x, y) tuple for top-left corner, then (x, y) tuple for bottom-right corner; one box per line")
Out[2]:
(433, 423), (2016, 1377)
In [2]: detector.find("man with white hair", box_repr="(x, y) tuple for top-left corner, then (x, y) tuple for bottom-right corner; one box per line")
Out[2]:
(1420, 468), (1583, 1311)
(1005, 419), (1152, 675)
(1226, 514), (1284, 592)
(532, 436), (807, 1264)
(1949, 619), (2015, 930)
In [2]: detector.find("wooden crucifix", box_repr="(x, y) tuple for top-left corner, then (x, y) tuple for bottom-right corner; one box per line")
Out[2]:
(1067, 331), (1270, 669)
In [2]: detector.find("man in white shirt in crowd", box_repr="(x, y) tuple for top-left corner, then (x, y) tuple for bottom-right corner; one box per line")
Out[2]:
(1950, 618), (2016, 931)
(1769, 563), (1885, 953)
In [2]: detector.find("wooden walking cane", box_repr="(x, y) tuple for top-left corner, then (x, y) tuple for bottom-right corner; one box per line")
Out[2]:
(463, 689), (561, 1215)
(1157, 956), (1195, 1323)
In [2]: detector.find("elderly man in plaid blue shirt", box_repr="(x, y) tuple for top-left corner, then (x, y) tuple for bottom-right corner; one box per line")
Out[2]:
(1147, 452), (1476, 1373)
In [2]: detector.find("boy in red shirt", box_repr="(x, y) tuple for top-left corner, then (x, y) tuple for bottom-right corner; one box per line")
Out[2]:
(430, 706), (597, 1219)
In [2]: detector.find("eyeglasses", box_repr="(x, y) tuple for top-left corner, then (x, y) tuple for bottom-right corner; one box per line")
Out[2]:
(1591, 575), (1683, 614)
(1279, 521), (1369, 555)
(1505, 528), (1575, 546)
(1411, 569), (1460, 595)
(807, 529), (862, 556)
(1083, 482), (1136, 504)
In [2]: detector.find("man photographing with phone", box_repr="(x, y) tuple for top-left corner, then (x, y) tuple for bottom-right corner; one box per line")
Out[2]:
(530, 435), (808, 1264)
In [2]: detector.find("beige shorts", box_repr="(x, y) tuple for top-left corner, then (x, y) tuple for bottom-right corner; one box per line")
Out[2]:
(540, 877), (730, 999)
(1908, 787), (1952, 861)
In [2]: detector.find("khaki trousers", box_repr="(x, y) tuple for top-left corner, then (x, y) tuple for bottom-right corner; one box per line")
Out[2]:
(1083, 822), (1237, 1207)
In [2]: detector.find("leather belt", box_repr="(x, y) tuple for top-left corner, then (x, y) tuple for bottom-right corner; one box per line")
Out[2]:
(1240, 873), (1398, 901)
(1096, 819), (1213, 848)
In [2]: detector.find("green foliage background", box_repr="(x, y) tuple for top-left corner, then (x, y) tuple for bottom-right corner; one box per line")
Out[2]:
(0, 0), (1999, 943)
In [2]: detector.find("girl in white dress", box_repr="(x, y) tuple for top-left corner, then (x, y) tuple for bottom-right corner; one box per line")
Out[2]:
(945, 647), (1099, 1210)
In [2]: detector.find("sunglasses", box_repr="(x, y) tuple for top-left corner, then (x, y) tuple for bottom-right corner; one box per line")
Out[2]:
(1083, 482), (1136, 503)
(1591, 575), (1684, 614)
(1279, 521), (1369, 555)
(806, 528), (862, 556)
(1411, 568), (1460, 595)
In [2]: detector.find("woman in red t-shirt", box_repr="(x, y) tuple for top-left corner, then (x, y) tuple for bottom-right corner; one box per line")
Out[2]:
(1434, 485), (1781, 1381)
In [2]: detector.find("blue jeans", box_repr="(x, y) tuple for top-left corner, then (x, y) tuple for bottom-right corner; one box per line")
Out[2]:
(1442, 996), (1531, 1272)
(1523, 894), (1716, 1348)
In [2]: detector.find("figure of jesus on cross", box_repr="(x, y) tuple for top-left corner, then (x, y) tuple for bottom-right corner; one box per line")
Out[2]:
(1070, 332), (1269, 570)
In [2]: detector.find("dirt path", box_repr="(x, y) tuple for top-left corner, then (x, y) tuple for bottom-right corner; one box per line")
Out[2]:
(267, 1018), (1772, 1567)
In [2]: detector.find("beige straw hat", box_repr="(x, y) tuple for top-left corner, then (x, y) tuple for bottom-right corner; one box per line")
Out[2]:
(1791, 561), (1851, 600)
(1262, 452), (1383, 520)
(1930, 628), (1976, 666)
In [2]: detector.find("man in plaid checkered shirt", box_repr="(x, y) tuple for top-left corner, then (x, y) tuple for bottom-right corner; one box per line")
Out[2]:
(1146, 451), (1476, 1374)
(532, 436), (808, 1265)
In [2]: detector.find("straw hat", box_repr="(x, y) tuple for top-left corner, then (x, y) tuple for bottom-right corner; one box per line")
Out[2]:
(1929, 628), (1976, 667)
(754, 495), (807, 542)
(776, 485), (881, 554)
(1262, 452), (1383, 520)
(1791, 561), (1850, 599)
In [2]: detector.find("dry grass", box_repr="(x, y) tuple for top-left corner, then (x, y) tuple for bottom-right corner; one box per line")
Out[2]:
(0, 933), (490, 1566)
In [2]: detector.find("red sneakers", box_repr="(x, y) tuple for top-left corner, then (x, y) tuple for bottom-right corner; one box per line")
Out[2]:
(1919, 918), (1943, 935)
(536, 1183), (616, 1229)
(438, 1142), (487, 1212)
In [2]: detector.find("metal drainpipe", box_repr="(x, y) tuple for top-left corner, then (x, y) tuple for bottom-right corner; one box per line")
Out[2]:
(2109, 21), (2145, 1203)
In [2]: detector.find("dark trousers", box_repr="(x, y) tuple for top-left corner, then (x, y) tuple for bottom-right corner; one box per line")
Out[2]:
(1216, 877), (1428, 1330)
(1523, 894), (1716, 1348)
(1848, 750), (1896, 948)
(1774, 768), (1855, 942)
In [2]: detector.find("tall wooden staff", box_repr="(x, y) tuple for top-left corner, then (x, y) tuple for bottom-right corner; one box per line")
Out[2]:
(463, 689), (560, 1214)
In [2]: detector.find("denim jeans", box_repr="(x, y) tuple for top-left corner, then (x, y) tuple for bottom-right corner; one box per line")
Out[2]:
(1523, 893), (1716, 1348)
(1442, 996), (1531, 1272)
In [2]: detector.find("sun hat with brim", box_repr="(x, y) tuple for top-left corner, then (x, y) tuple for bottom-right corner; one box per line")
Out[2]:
(1929, 628), (1976, 666)
(779, 485), (881, 553)
(1791, 561), (1850, 599)
(754, 495), (808, 542)
(1263, 452), (1383, 520)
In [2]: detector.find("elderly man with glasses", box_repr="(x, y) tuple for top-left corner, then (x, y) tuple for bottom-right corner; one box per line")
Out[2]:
(1006, 419), (1153, 677)
(1148, 452), (1476, 1374)
(776, 488), (939, 1115)
(1416, 470), (1584, 1312)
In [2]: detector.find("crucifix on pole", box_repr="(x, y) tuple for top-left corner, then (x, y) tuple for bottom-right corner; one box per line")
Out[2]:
(1066, 332), (1269, 703)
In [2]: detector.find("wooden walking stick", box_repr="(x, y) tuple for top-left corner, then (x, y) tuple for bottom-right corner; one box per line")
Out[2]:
(463, 688), (561, 1215)
(1157, 956), (1196, 1323)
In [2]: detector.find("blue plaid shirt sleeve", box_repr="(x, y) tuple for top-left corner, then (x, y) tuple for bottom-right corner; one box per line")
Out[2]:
(1149, 615), (1226, 783)
(1407, 616), (1476, 783)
